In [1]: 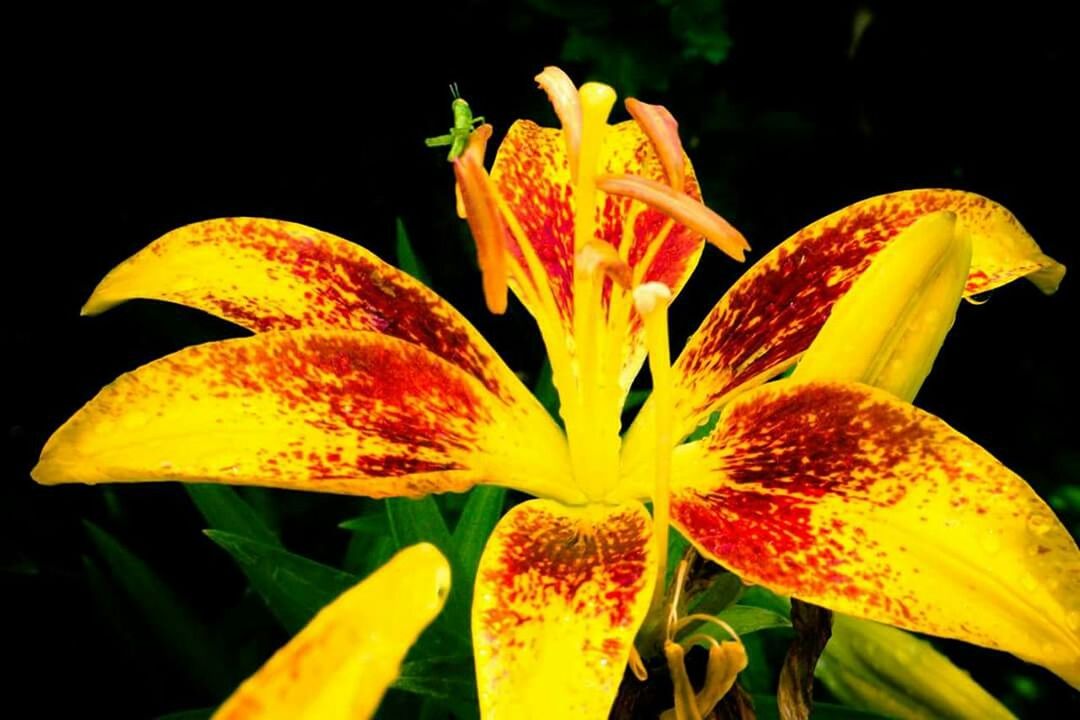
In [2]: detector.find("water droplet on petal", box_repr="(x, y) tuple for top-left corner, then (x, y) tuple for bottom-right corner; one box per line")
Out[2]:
(1027, 512), (1053, 536)
(203, 452), (242, 475)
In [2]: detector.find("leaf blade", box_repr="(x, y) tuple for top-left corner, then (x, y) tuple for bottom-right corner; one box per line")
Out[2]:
(204, 529), (357, 634)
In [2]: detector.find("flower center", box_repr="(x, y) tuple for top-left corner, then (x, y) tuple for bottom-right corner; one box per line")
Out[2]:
(455, 67), (748, 507)
(565, 82), (623, 501)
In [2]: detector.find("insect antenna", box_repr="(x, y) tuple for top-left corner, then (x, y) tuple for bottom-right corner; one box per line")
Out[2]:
(449, 82), (460, 99)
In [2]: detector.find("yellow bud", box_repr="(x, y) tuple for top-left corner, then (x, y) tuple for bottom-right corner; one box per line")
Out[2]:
(818, 614), (1016, 720)
(795, 211), (971, 402)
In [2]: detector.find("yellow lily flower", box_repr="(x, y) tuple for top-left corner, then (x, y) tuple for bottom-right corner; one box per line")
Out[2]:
(33, 65), (1077, 718)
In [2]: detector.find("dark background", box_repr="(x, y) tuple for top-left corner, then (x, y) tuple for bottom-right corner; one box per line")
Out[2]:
(6, 1), (1077, 717)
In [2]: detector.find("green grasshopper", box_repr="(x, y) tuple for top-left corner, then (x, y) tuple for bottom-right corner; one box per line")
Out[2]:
(425, 83), (485, 161)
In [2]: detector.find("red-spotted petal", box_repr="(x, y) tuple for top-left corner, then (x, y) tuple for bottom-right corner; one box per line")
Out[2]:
(671, 380), (1080, 687)
(623, 189), (1066, 467)
(473, 499), (657, 719)
(82, 218), (522, 401)
(32, 329), (577, 503)
(491, 119), (705, 390)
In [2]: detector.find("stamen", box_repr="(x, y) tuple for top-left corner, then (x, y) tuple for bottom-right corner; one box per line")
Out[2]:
(625, 98), (685, 190)
(678, 633), (720, 651)
(455, 182), (467, 219)
(452, 124), (508, 314)
(535, 66), (583, 182)
(694, 641), (748, 716)
(635, 281), (674, 616)
(454, 123), (493, 220)
(662, 550), (693, 642)
(673, 614), (741, 642)
(576, 241), (632, 289)
(597, 174), (750, 262)
(663, 641), (703, 720)
(628, 645), (649, 682)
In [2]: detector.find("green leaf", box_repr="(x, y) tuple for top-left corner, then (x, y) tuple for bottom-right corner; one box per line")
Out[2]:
(396, 217), (431, 285)
(386, 496), (454, 552)
(623, 388), (650, 412)
(665, 527), (689, 586)
(82, 554), (140, 650)
(718, 605), (791, 635)
(340, 504), (394, 574)
(451, 485), (507, 602)
(393, 656), (479, 702)
(339, 512), (391, 535)
(386, 497), (469, 641)
(683, 409), (721, 443)
(738, 631), (773, 694)
(685, 605), (790, 643)
(204, 529), (357, 634)
(740, 585), (794, 616)
(751, 694), (892, 719)
(185, 484), (279, 546)
(686, 570), (742, 616)
(343, 530), (396, 577)
(84, 522), (227, 694)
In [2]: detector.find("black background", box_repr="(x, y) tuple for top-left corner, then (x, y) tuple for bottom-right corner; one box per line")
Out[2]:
(6, 1), (1077, 716)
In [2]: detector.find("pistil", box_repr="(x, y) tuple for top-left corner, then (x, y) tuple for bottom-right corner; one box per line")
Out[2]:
(634, 281), (674, 612)
(567, 82), (621, 500)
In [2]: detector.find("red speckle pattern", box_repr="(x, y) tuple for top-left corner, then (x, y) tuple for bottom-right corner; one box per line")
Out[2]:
(491, 120), (705, 383)
(673, 189), (1039, 435)
(59, 330), (520, 497)
(672, 380), (1080, 651)
(102, 218), (516, 402)
(474, 499), (654, 714)
(207, 332), (485, 480)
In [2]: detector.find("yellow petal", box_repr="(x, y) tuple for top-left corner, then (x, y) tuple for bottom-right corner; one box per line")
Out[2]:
(33, 329), (578, 503)
(213, 543), (450, 720)
(670, 380), (1080, 686)
(473, 499), (657, 718)
(491, 118), (707, 395)
(794, 210), (971, 402)
(622, 189), (1064, 486)
(81, 217), (526, 402)
(818, 614), (1016, 720)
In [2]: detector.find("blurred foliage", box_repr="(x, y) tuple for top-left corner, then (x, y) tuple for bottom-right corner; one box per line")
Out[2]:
(8, 0), (1077, 718)
(528, 0), (731, 95)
